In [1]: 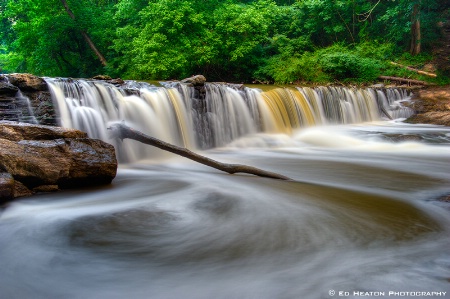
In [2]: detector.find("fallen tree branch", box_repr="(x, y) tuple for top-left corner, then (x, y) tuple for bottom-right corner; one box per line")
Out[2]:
(380, 105), (393, 120)
(378, 75), (434, 86)
(108, 123), (292, 181)
(389, 62), (437, 78)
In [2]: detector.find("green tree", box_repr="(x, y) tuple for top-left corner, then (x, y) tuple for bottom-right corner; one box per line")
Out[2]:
(1, 0), (114, 76)
(60, 0), (108, 65)
(112, 0), (279, 81)
(112, 0), (218, 79)
(1, 0), (447, 82)
(208, 0), (278, 81)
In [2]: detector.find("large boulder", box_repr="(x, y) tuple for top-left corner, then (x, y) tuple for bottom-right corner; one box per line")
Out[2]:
(181, 75), (207, 86)
(6, 73), (48, 92)
(405, 85), (450, 126)
(0, 121), (117, 203)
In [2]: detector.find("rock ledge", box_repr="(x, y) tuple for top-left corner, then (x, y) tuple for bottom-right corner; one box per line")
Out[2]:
(405, 85), (450, 126)
(0, 121), (117, 203)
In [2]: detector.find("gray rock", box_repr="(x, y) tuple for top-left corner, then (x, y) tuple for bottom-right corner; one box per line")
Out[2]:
(0, 82), (19, 97)
(0, 172), (14, 203)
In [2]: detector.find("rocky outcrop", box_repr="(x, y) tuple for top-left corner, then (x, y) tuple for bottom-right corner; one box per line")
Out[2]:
(405, 85), (450, 126)
(6, 73), (48, 92)
(0, 80), (19, 96)
(181, 75), (207, 86)
(0, 73), (55, 125)
(0, 121), (117, 203)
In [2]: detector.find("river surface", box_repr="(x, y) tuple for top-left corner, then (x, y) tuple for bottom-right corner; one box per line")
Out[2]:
(1, 121), (450, 299)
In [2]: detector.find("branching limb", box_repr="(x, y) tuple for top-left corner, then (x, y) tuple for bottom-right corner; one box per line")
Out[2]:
(108, 123), (292, 181)
(357, 0), (381, 22)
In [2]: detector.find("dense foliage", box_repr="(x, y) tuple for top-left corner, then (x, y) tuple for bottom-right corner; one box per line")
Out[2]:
(1, 0), (449, 83)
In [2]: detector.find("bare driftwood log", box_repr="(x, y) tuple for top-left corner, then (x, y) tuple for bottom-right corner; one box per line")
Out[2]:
(108, 123), (292, 181)
(378, 75), (434, 86)
(389, 62), (437, 78)
(380, 105), (393, 120)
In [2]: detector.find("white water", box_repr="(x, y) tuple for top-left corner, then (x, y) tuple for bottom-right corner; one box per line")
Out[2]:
(44, 79), (414, 161)
(1, 81), (449, 299)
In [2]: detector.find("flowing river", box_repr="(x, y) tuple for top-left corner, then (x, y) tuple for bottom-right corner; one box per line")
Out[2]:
(1, 81), (450, 298)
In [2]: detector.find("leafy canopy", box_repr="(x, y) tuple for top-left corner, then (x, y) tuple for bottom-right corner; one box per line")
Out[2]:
(0, 0), (448, 83)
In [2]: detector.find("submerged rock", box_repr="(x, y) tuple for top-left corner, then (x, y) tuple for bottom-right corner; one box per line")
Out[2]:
(0, 121), (117, 203)
(92, 75), (125, 86)
(382, 133), (424, 142)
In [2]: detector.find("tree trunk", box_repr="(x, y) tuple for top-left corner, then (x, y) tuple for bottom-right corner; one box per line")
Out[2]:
(60, 0), (108, 66)
(389, 62), (437, 77)
(378, 75), (433, 86)
(410, 1), (421, 56)
(107, 123), (292, 181)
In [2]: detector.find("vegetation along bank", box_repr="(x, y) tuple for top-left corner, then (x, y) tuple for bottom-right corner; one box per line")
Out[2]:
(1, 0), (449, 86)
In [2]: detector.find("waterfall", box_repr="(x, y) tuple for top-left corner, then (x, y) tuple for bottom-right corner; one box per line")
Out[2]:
(376, 88), (414, 119)
(45, 78), (414, 162)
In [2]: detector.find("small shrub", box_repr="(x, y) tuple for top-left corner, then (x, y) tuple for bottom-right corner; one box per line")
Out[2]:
(355, 41), (394, 61)
(319, 51), (381, 82)
(255, 52), (330, 84)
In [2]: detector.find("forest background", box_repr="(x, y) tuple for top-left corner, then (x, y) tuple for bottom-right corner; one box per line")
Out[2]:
(1, 0), (449, 85)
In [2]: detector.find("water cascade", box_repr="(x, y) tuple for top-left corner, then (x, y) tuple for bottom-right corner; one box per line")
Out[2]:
(2, 79), (450, 299)
(45, 78), (414, 161)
